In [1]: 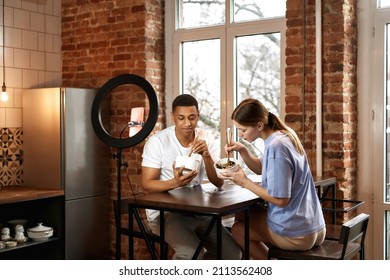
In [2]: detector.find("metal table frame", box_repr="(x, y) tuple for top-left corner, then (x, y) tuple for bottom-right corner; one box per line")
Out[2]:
(126, 184), (260, 260)
(314, 176), (365, 223)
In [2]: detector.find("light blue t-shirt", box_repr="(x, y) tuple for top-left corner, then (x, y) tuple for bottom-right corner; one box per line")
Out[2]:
(261, 131), (325, 237)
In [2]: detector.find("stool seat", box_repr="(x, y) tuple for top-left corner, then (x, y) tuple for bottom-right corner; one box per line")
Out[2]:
(267, 239), (361, 260)
(267, 213), (369, 260)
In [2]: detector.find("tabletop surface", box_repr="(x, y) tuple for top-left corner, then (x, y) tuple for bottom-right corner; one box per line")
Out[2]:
(124, 176), (337, 215)
(126, 182), (261, 215)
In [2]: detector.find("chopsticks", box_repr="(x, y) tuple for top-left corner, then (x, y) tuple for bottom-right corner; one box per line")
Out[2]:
(188, 137), (198, 157)
(226, 127), (233, 161)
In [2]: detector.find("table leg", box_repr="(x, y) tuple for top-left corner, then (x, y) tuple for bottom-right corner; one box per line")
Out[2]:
(216, 216), (222, 260)
(192, 217), (216, 259)
(133, 207), (158, 259)
(244, 208), (250, 259)
(160, 210), (166, 259)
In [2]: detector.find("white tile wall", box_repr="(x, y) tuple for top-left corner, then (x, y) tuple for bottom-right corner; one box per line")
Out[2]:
(13, 88), (22, 107)
(53, 34), (60, 52)
(7, 27), (22, 48)
(4, 46), (13, 67)
(7, 68), (23, 87)
(0, 108), (5, 127)
(38, 32), (45, 51)
(0, 0), (62, 128)
(6, 0), (22, 9)
(14, 9), (30, 29)
(22, 30), (38, 50)
(5, 107), (21, 127)
(22, 69), (39, 88)
(31, 50), (45, 70)
(14, 48), (30, 68)
(22, 1), (38, 12)
(31, 12), (44, 33)
(46, 15), (61, 35)
(46, 52), (60, 71)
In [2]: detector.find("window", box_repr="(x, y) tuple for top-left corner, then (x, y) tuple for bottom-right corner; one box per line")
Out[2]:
(378, 0), (390, 8)
(166, 0), (286, 164)
(368, 0), (390, 259)
(385, 22), (390, 260)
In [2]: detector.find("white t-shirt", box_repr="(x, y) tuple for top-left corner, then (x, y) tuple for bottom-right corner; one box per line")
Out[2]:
(141, 126), (220, 221)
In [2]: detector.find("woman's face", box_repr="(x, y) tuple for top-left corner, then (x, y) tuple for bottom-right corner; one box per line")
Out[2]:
(233, 121), (262, 143)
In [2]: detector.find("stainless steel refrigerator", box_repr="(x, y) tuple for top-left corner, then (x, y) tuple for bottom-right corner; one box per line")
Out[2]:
(22, 87), (111, 259)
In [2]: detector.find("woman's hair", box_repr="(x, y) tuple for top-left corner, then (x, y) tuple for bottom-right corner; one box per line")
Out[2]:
(231, 98), (305, 155)
(172, 94), (199, 112)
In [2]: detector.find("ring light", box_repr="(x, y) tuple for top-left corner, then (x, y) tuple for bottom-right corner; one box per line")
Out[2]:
(91, 74), (159, 148)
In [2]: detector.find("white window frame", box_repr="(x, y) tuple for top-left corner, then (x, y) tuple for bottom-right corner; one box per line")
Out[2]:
(358, 0), (390, 260)
(165, 1), (286, 154)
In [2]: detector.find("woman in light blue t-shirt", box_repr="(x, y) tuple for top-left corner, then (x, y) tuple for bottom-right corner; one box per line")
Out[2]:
(220, 98), (326, 260)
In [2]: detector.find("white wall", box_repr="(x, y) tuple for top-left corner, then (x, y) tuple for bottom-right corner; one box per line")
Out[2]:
(0, 0), (61, 128)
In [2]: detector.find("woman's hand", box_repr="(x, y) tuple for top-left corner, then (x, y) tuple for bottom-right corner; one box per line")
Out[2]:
(219, 165), (250, 187)
(224, 141), (246, 156)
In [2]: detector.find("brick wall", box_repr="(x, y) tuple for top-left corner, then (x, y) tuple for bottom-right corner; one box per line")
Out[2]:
(285, 0), (358, 210)
(62, 0), (165, 260)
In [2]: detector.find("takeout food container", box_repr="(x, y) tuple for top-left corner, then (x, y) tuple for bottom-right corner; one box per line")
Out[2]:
(215, 157), (238, 177)
(174, 155), (201, 175)
(27, 223), (53, 241)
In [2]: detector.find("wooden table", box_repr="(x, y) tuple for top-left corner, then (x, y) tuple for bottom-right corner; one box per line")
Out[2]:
(125, 182), (261, 260)
(122, 176), (360, 259)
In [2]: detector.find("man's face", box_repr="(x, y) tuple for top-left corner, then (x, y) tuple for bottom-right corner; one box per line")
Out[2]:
(171, 105), (199, 138)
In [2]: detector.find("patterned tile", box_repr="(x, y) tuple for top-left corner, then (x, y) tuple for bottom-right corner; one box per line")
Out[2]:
(0, 128), (23, 188)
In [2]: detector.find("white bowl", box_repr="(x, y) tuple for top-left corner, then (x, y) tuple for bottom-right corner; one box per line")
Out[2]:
(27, 223), (53, 241)
(5, 241), (17, 248)
(215, 157), (238, 176)
(174, 155), (201, 175)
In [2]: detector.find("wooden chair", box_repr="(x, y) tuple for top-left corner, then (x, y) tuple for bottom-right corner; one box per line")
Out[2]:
(324, 223), (341, 240)
(267, 213), (369, 260)
(113, 199), (168, 259)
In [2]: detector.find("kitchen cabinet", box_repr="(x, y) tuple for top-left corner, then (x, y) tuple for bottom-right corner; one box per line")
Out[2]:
(0, 186), (64, 259)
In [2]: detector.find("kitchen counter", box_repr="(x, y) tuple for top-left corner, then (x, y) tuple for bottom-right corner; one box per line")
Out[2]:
(0, 185), (64, 204)
(0, 185), (65, 259)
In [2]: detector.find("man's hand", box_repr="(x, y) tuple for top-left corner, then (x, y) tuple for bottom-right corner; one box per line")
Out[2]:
(191, 138), (211, 158)
(172, 163), (198, 187)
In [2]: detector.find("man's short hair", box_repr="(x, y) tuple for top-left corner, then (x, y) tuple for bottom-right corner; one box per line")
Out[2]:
(172, 94), (199, 112)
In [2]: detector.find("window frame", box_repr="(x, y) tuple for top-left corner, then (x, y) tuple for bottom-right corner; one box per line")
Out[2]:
(165, 1), (286, 155)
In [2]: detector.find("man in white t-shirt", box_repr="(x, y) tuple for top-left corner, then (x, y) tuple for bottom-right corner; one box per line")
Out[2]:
(141, 94), (241, 260)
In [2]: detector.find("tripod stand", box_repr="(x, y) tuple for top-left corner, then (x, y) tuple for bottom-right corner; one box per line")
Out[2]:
(91, 74), (159, 260)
